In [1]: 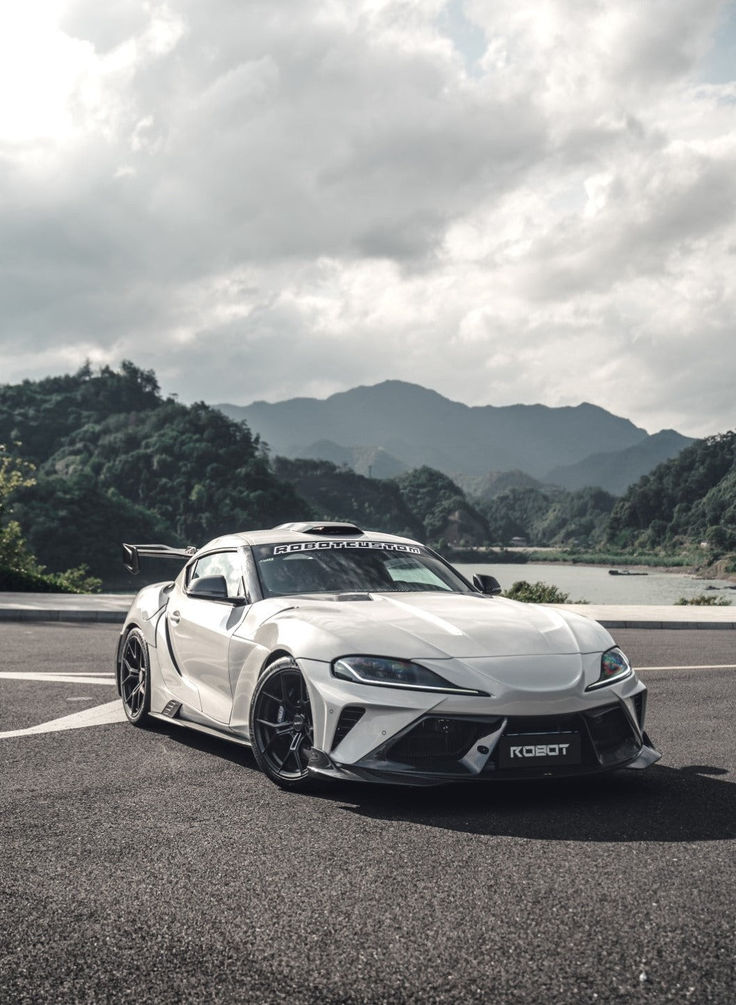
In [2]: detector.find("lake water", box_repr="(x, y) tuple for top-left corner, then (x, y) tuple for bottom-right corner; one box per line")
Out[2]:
(453, 562), (736, 606)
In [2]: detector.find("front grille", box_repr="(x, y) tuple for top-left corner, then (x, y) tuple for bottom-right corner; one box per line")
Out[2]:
(490, 712), (596, 770)
(486, 704), (640, 773)
(331, 706), (365, 750)
(367, 703), (641, 778)
(386, 716), (502, 770)
(504, 713), (583, 736)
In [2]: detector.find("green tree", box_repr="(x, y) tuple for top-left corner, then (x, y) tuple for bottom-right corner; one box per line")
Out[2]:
(607, 431), (736, 549)
(0, 444), (100, 592)
(393, 466), (489, 545)
(0, 445), (38, 574)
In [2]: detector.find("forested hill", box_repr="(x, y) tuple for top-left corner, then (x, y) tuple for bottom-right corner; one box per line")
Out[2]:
(3, 363), (732, 588)
(0, 363), (310, 585)
(0, 364), (496, 586)
(606, 431), (736, 552)
(0, 361), (163, 465)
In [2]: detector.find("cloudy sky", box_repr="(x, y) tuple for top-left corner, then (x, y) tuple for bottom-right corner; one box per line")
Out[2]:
(1, 0), (735, 437)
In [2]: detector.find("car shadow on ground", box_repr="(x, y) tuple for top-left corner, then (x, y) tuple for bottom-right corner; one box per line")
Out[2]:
(326, 764), (736, 844)
(150, 721), (735, 844)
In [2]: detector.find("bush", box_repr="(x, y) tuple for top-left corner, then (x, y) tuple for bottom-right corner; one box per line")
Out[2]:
(503, 580), (573, 603)
(0, 565), (100, 593)
(675, 594), (731, 606)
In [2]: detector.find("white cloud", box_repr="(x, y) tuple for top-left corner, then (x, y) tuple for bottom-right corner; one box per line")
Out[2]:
(0, 0), (735, 440)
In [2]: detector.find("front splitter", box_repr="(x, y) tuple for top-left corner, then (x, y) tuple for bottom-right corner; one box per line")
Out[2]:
(306, 742), (662, 787)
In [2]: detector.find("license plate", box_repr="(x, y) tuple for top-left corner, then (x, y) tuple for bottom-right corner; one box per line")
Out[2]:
(498, 732), (582, 769)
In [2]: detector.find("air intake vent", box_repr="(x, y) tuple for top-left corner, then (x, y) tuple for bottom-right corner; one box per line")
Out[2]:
(584, 704), (640, 767)
(332, 706), (365, 749)
(632, 691), (646, 728)
(387, 716), (500, 767)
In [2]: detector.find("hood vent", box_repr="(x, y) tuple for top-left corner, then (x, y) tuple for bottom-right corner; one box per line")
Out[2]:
(273, 521), (364, 536)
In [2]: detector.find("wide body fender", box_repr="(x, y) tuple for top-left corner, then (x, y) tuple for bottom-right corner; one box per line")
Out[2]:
(116, 582), (173, 694)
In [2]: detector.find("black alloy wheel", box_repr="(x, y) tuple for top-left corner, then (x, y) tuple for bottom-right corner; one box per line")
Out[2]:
(120, 628), (151, 726)
(250, 658), (315, 790)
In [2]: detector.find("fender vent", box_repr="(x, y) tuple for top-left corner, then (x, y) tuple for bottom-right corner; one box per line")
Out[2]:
(332, 706), (365, 749)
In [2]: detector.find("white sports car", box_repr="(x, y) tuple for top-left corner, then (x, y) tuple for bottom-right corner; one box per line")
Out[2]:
(117, 522), (660, 790)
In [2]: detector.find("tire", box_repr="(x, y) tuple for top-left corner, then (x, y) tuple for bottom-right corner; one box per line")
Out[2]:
(250, 658), (316, 791)
(120, 628), (152, 727)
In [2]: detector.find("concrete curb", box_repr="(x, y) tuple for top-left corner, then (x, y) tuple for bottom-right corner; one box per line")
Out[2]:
(548, 603), (736, 630)
(0, 593), (132, 625)
(1, 595), (735, 630)
(597, 619), (736, 630)
(0, 609), (127, 624)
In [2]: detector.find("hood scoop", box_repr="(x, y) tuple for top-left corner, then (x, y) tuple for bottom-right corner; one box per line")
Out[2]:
(289, 593), (375, 604)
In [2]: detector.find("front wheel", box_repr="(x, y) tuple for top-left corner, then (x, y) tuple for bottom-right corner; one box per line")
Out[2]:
(249, 658), (316, 790)
(120, 628), (151, 726)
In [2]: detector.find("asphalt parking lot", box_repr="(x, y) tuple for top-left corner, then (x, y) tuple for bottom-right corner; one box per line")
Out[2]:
(1, 624), (735, 1004)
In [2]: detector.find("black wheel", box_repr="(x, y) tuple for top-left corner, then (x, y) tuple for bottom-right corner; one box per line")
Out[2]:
(120, 628), (151, 726)
(250, 658), (315, 790)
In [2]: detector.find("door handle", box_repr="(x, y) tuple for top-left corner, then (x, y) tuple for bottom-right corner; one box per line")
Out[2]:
(170, 610), (181, 625)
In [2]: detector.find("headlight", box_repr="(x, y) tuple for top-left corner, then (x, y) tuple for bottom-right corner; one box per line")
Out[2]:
(332, 656), (488, 695)
(585, 646), (633, 691)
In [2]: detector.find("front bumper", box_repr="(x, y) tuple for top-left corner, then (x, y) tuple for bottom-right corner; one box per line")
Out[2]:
(307, 695), (661, 786)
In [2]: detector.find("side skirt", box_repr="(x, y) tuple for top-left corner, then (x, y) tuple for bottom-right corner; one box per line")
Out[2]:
(148, 712), (252, 748)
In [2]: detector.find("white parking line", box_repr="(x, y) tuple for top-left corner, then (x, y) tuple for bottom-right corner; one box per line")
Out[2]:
(0, 672), (116, 686)
(30, 670), (114, 676)
(0, 671), (124, 739)
(0, 700), (126, 739)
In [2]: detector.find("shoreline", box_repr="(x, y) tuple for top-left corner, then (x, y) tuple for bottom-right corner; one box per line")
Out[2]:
(444, 549), (736, 584)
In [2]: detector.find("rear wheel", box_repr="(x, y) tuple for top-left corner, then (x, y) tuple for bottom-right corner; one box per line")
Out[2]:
(250, 658), (315, 790)
(120, 628), (151, 726)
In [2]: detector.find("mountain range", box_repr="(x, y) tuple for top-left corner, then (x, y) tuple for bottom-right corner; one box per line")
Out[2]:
(218, 381), (693, 493)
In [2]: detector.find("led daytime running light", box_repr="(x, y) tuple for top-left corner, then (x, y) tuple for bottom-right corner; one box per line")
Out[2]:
(332, 656), (487, 695)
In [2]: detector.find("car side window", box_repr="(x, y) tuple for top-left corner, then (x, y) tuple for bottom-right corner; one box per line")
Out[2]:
(187, 551), (245, 599)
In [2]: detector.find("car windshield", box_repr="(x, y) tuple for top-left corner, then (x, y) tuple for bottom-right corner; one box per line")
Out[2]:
(252, 541), (471, 598)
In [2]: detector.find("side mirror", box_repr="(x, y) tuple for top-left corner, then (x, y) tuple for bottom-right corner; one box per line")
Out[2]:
(473, 573), (502, 596)
(188, 575), (229, 600)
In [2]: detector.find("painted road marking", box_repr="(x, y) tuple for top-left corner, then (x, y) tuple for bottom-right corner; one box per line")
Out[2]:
(0, 700), (126, 739)
(637, 664), (736, 671)
(0, 672), (116, 686)
(25, 670), (115, 676)
(0, 670), (123, 739)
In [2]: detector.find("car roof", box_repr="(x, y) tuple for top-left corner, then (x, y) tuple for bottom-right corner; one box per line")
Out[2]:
(197, 523), (424, 553)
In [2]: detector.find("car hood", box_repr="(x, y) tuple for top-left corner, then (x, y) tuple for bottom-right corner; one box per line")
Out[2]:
(247, 591), (612, 661)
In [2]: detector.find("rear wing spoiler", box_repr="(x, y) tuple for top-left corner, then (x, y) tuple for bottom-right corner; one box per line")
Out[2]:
(122, 543), (198, 576)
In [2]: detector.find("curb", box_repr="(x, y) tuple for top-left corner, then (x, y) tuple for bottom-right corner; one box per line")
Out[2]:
(0, 610), (127, 624)
(2, 596), (735, 630)
(1, 608), (735, 630)
(598, 619), (736, 631)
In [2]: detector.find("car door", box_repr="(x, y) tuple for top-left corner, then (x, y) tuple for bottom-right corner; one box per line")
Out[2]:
(167, 549), (248, 723)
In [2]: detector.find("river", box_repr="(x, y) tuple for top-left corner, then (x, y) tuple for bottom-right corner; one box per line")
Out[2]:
(453, 562), (736, 605)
